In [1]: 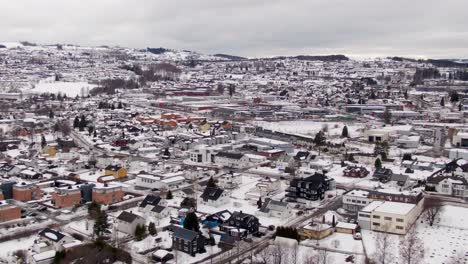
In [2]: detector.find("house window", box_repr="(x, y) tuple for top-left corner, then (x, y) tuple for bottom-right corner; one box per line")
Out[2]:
(372, 222), (380, 226)
(396, 226), (404, 230)
(372, 215), (380, 219)
(396, 218), (404, 222)
(384, 217), (392, 221)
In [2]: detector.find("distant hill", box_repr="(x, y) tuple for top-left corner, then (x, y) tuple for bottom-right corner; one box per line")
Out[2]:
(213, 54), (247, 60)
(263, 54), (349, 62)
(425, 59), (468, 68)
(0, 44), (6, 49)
(147, 47), (170, 55)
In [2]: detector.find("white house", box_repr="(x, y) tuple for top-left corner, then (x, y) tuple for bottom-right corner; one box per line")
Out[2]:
(116, 211), (146, 235)
(200, 187), (230, 207)
(257, 198), (293, 219)
(342, 189), (372, 213)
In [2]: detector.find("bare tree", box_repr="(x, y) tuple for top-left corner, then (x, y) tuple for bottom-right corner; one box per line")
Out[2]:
(269, 244), (287, 264)
(373, 230), (393, 264)
(423, 197), (443, 226)
(399, 226), (424, 264)
(317, 249), (329, 264)
(290, 243), (299, 264)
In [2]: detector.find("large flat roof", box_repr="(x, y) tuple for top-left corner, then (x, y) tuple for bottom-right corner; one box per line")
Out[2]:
(373, 201), (416, 215)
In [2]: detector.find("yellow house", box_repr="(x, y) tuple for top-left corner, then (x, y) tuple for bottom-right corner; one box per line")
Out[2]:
(199, 121), (211, 132)
(43, 146), (57, 157)
(104, 165), (128, 179)
(335, 222), (357, 234)
(299, 223), (334, 240)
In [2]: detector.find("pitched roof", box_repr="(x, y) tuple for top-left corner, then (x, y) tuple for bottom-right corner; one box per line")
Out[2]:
(200, 187), (224, 201)
(151, 205), (167, 213)
(172, 226), (198, 241)
(105, 165), (123, 171)
(117, 211), (141, 223)
(139, 195), (162, 208)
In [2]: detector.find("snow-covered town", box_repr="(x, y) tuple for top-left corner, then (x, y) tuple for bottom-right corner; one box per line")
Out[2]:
(1, 41), (468, 264)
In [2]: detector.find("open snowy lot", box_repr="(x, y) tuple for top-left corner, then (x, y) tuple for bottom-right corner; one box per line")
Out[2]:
(29, 81), (96, 97)
(253, 120), (364, 138)
(363, 205), (468, 264)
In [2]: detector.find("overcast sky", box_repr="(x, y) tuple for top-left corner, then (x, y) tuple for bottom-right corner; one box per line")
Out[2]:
(1, 0), (467, 58)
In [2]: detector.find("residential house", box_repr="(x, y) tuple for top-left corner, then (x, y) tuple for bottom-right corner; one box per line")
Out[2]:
(372, 168), (393, 182)
(214, 152), (247, 168)
(257, 198), (292, 219)
(342, 190), (372, 213)
(116, 211), (146, 235)
(200, 187), (229, 207)
(171, 226), (206, 256)
(104, 165), (128, 179)
(426, 174), (468, 198)
(343, 166), (370, 178)
(285, 173), (335, 201)
(36, 228), (77, 252)
(220, 211), (260, 238)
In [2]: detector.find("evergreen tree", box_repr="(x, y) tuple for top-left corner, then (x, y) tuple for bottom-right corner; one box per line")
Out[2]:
(257, 197), (263, 209)
(166, 190), (173, 200)
(93, 130), (97, 137)
(375, 158), (382, 168)
(313, 131), (326, 146)
(440, 97), (445, 107)
(41, 134), (47, 149)
(111, 104), (115, 110)
(332, 215), (336, 227)
(383, 108), (392, 124)
(459, 103), (463, 112)
(183, 211), (200, 232)
(49, 110), (54, 119)
(450, 91), (459, 103)
(118, 102), (123, 109)
(93, 210), (110, 239)
(79, 115), (87, 131)
(135, 224), (147, 241)
(341, 125), (349, 138)
(148, 222), (157, 236)
(88, 126), (94, 136)
(73, 116), (80, 129)
(207, 177), (217, 188)
(402, 153), (412, 161)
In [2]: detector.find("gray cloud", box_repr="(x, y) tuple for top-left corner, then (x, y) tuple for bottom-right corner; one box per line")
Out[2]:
(1, 0), (467, 58)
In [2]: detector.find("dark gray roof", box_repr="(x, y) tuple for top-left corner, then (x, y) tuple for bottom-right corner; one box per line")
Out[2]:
(390, 173), (408, 182)
(117, 211), (140, 223)
(172, 226), (198, 241)
(140, 195), (162, 208)
(151, 205), (167, 213)
(200, 187), (224, 201)
(215, 152), (243, 160)
(38, 228), (65, 242)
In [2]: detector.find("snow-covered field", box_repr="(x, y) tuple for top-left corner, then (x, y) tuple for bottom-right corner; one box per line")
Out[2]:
(363, 205), (468, 264)
(253, 121), (364, 138)
(29, 81), (96, 97)
(0, 235), (36, 262)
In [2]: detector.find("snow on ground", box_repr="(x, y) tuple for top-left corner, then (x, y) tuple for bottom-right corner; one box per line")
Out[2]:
(0, 235), (36, 262)
(302, 232), (364, 254)
(253, 121), (363, 138)
(363, 205), (468, 264)
(29, 81), (96, 97)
